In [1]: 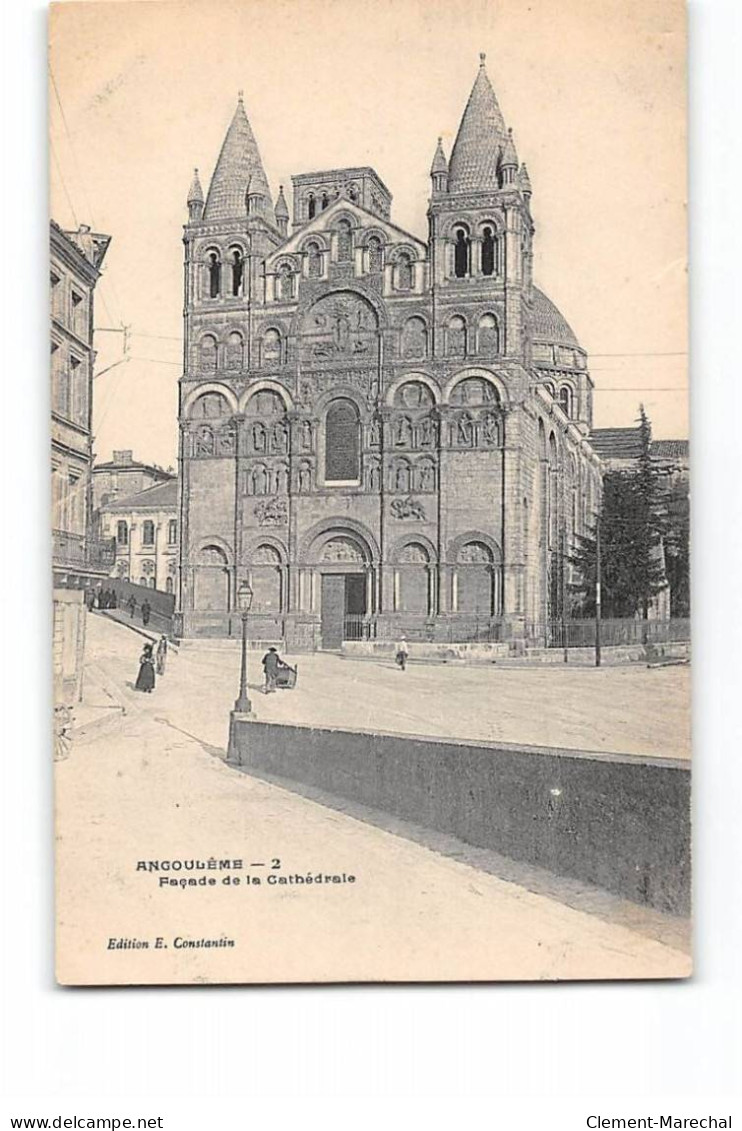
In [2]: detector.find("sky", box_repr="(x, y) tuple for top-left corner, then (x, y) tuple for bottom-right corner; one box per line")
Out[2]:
(49, 0), (688, 470)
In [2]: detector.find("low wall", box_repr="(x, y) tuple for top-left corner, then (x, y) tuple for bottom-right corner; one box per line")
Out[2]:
(108, 580), (174, 633)
(228, 720), (691, 915)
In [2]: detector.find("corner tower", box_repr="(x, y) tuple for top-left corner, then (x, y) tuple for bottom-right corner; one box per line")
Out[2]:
(428, 54), (534, 363)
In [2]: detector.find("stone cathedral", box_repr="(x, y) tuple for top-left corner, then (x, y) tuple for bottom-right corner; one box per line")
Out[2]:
(176, 56), (602, 647)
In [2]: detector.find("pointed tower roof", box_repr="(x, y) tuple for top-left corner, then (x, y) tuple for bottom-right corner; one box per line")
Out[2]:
(448, 54), (507, 193)
(187, 167), (204, 205)
(519, 162), (532, 196)
(430, 137), (448, 175)
(502, 128), (518, 168)
(204, 93), (275, 223)
(275, 184), (289, 220)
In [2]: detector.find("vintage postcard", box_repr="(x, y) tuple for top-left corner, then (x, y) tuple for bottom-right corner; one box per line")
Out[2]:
(51, 0), (690, 985)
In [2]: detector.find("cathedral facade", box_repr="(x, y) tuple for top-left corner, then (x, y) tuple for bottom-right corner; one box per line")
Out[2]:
(176, 57), (602, 647)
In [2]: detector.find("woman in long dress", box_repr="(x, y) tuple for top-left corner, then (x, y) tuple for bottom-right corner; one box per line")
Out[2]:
(135, 643), (156, 693)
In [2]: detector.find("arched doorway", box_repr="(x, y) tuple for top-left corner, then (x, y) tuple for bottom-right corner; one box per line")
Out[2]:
(301, 528), (376, 649)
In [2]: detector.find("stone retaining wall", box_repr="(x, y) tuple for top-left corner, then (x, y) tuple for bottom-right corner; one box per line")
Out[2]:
(228, 719), (691, 915)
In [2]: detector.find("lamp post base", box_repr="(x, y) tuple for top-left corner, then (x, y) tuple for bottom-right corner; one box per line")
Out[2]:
(227, 706), (254, 764)
(233, 695), (253, 715)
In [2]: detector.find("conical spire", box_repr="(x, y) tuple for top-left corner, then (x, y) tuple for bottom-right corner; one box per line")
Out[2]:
(448, 54), (508, 193)
(518, 162), (532, 198)
(502, 128), (518, 168)
(187, 167), (204, 205)
(204, 93), (275, 223)
(275, 184), (289, 220)
(430, 137), (448, 176)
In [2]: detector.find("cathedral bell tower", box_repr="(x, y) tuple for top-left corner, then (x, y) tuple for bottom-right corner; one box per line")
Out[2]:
(183, 91), (283, 369)
(427, 54), (534, 362)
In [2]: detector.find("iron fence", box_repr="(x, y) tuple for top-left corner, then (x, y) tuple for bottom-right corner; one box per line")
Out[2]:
(526, 618), (691, 649)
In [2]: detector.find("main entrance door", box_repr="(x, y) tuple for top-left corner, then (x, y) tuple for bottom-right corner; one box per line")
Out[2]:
(320, 573), (366, 649)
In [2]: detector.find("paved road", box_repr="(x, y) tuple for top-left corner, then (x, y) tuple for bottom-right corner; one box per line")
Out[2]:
(55, 614), (691, 985)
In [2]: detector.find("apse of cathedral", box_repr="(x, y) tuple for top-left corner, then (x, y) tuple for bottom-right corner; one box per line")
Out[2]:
(177, 56), (602, 646)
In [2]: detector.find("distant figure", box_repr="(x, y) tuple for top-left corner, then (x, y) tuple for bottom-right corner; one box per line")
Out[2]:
(101, 589), (110, 609)
(135, 643), (156, 693)
(261, 646), (281, 694)
(395, 636), (409, 671)
(127, 595), (137, 619)
(141, 599), (151, 627)
(109, 589), (118, 610)
(155, 635), (168, 676)
(95, 588), (104, 610)
(85, 588), (96, 612)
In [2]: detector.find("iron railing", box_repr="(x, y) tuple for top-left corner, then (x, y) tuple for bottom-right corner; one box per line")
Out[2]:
(525, 618), (691, 649)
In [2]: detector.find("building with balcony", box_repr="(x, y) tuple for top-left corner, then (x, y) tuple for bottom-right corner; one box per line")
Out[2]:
(51, 219), (112, 703)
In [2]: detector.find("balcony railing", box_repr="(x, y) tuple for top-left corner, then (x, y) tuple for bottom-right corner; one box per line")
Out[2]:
(53, 530), (116, 573)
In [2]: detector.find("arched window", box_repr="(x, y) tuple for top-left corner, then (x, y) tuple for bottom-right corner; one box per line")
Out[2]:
(116, 521), (128, 546)
(478, 313), (500, 356)
(367, 236), (383, 273)
(199, 334), (217, 372)
(251, 544), (283, 613)
(142, 520), (155, 546)
(168, 519), (177, 545)
(481, 227), (496, 276)
(306, 242), (322, 278)
(559, 386), (574, 418)
(226, 331), (244, 370)
(307, 193), (316, 220)
(325, 399), (360, 482)
(195, 544), (229, 612)
(337, 220), (353, 262)
(447, 315), (467, 358)
(191, 391), (229, 418)
(456, 540), (497, 615)
(348, 184), (359, 203)
(544, 381), (556, 398)
(396, 252), (413, 291)
(230, 249), (244, 296)
(262, 328), (282, 366)
(321, 192), (329, 211)
(278, 264), (295, 301)
(206, 251), (221, 298)
(166, 577), (174, 595)
(401, 316), (427, 359)
(396, 542), (431, 614)
(454, 228), (470, 278)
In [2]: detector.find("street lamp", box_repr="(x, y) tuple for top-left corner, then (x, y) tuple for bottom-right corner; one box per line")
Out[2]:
(234, 578), (254, 714)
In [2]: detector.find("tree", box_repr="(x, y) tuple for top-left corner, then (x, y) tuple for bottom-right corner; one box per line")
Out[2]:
(571, 406), (668, 618)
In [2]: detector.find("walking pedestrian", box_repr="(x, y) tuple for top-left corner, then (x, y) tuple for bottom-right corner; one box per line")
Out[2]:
(95, 587), (104, 610)
(85, 588), (96, 613)
(155, 635), (168, 676)
(109, 589), (118, 609)
(135, 643), (156, 693)
(261, 646), (281, 693)
(141, 599), (151, 627)
(127, 595), (137, 619)
(395, 635), (409, 671)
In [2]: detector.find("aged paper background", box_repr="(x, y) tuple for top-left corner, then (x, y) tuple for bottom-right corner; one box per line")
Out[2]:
(51, 0), (689, 986)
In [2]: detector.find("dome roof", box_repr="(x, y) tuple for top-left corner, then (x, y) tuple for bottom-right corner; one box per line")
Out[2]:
(531, 286), (581, 351)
